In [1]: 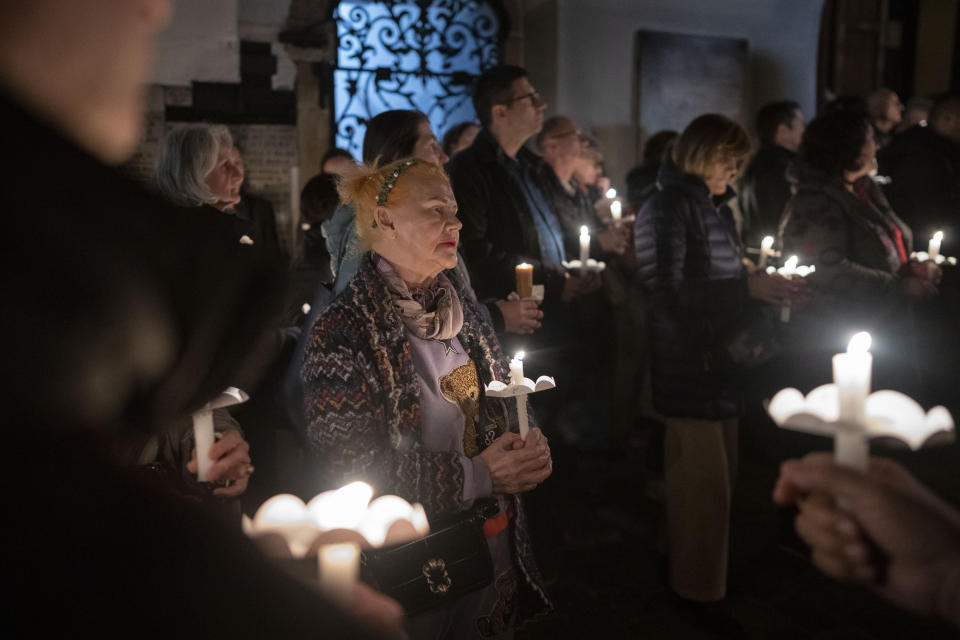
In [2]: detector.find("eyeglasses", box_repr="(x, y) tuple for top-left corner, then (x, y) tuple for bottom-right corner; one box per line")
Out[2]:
(505, 90), (544, 107)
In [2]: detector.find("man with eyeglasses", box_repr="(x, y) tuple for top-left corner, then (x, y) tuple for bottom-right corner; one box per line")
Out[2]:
(447, 65), (600, 336)
(537, 115), (628, 260)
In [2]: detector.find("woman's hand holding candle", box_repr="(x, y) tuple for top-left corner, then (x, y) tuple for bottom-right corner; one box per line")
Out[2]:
(747, 272), (809, 306)
(479, 428), (553, 494)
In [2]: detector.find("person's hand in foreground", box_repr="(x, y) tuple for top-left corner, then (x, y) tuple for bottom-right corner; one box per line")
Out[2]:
(350, 583), (408, 640)
(773, 453), (960, 628)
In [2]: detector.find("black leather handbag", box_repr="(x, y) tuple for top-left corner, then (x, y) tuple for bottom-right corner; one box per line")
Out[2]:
(360, 498), (499, 616)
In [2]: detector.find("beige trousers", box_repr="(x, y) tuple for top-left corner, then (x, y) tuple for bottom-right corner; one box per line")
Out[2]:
(664, 417), (738, 602)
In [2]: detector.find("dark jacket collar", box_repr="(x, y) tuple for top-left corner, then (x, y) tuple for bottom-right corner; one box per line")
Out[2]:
(472, 127), (541, 168)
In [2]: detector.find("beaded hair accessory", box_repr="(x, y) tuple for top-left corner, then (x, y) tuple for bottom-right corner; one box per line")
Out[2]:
(376, 158), (420, 207)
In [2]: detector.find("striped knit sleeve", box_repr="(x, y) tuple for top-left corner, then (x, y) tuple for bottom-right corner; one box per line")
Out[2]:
(301, 309), (467, 516)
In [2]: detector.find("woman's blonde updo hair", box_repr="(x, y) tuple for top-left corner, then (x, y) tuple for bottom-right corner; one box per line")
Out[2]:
(337, 157), (450, 248)
(672, 114), (751, 180)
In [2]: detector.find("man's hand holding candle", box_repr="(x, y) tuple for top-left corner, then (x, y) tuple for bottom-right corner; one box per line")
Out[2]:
(561, 270), (602, 303)
(495, 298), (543, 335)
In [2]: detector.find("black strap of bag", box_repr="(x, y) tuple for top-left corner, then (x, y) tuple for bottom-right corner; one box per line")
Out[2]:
(360, 498), (500, 616)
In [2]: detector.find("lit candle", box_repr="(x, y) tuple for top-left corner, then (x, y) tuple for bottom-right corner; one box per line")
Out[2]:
(318, 542), (360, 606)
(515, 263), (533, 299)
(605, 187), (617, 199)
(610, 200), (622, 223)
(509, 351), (525, 385)
(759, 235), (774, 269)
(832, 331), (872, 471)
(928, 230), (943, 261)
(579, 225), (590, 266)
(192, 407), (215, 482)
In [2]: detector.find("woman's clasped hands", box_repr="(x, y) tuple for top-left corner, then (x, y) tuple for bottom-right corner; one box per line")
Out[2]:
(479, 427), (553, 494)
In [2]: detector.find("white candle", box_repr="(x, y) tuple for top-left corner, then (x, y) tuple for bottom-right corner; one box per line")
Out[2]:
(509, 351), (525, 385)
(759, 235), (774, 269)
(516, 393), (530, 440)
(579, 225), (590, 265)
(605, 187), (617, 199)
(832, 331), (872, 471)
(928, 230), (943, 261)
(318, 542), (360, 606)
(192, 407), (215, 482)
(610, 200), (622, 223)
(780, 255), (798, 323)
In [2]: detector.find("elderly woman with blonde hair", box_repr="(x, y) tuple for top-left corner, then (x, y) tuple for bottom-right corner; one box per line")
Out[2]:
(302, 157), (553, 637)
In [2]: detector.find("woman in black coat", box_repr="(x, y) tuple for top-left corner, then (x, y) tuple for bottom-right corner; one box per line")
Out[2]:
(634, 114), (804, 604)
(778, 110), (939, 389)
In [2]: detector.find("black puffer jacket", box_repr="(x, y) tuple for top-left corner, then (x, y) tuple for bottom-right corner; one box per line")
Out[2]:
(634, 162), (749, 419)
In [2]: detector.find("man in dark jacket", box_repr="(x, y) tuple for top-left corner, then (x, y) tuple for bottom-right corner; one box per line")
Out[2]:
(446, 65), (597, 306)
(879, 94), (960, 248)
(738, 100), (805, 247)
(537, 115), (627, 259)
(0, 1), (398, 637)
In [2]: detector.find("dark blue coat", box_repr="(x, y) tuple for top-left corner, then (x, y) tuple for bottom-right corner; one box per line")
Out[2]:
(634, 163), (749, 419)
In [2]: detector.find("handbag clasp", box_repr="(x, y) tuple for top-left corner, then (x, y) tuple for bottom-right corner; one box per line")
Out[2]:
(422, 558), (452, 595)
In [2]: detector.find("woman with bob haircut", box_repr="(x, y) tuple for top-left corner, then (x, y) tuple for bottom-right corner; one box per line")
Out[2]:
(302, 158), (553, 637)
(635, 114), (805, 605)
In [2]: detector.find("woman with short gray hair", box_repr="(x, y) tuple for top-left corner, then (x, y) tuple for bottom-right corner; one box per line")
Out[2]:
(155, 123), (242, 211)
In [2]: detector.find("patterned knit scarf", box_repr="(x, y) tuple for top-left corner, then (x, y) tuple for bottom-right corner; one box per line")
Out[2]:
(375, 254), (464, 341)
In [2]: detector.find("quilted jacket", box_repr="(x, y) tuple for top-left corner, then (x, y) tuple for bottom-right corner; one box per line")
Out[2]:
(634, 162), (748, 419)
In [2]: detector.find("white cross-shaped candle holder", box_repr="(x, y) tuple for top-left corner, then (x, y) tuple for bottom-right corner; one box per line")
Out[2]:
(766, 255), (815, 323)
(484, 352), (556, 440)
(766, 332), (954, 471)
(767, 385), (954, 469)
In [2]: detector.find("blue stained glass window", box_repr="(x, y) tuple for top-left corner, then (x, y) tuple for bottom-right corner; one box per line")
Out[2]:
(334, 0), (500, 158)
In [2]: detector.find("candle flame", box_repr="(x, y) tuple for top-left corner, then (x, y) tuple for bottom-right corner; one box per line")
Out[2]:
(847, 331), (872, 354)
(761, 236), (774, 250)
(514, 351), (525, 361)
(610, 200), (622, 216)
(517, 262), (531, 269)
(580, 225), (589, 236)
(605, 188), (616, 199)
(785, 255), (799, 270)
(934, 230), (944, 242)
